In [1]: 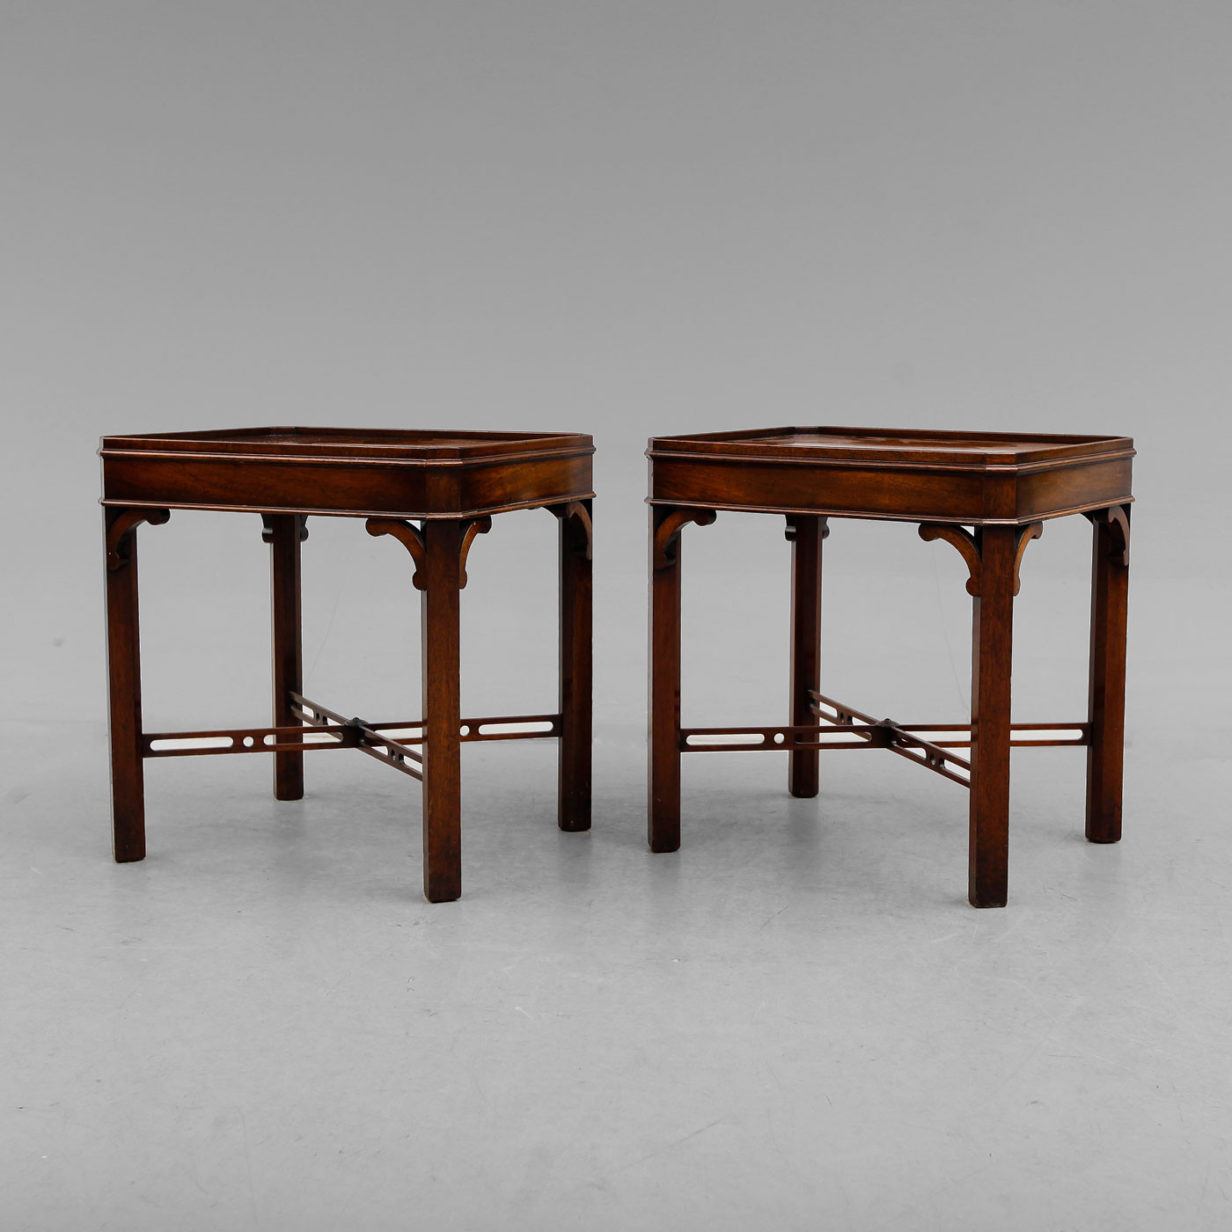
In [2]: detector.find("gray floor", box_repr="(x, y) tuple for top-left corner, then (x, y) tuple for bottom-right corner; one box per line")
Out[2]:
(3, 551), (1230, 1231)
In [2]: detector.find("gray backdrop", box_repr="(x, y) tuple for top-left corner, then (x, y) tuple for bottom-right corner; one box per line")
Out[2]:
(3, 3), (1230, 1229)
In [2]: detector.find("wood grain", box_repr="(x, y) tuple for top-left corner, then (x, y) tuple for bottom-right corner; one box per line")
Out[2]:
(100, 427), (593, 901)
(103, 507), (169, 862)
(102, 428), (594, 520)
(646, 425), (1133, 908)
(648, 505), (716, 851)
(969, 526), (1016, 908)
(263, 514), (307, 800)
(420, 519), (465, 902)
(556, 500), (593, 832)
(648, 427), (1132, 524)
(786, 515), (827, 797)
(1086, 506), (1130, 843)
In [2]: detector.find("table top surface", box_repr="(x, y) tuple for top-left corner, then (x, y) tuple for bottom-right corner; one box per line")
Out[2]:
(101, 426), (593, 463)
(648, 426), (1134, 468)
(100, 427), (594, 519)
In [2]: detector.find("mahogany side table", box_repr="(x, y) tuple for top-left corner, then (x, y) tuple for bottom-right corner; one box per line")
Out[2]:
(647, 427), (1134, 907)
(100, 427), (594, 902)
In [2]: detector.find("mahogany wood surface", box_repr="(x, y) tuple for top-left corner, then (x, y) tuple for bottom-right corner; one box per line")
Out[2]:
(556, 501), (593, 832)
(101, 426), (594, 520)
(100, 428), (594, 902)
(103, 508), (168, 862)
(648, 506), (716, 852)
(786, 515), (827, 798)
(263, 514), (306, 801)
(420, 519), (465, 902)
(648, 507), (685, 852)
(1086, 506), (1131, 842)
(648, 426), (1133, 525)
(968, 526), (1016, 907)
(647, 426), (1134, 908)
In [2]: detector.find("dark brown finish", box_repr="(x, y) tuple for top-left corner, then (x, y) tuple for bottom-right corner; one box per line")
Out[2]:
(919, 523), (983, 594)
(679, 722), (1087, 752)
(459, 516), (493, 587)
(141, 709), (564, 760)
(555, 500), (593, 831)
(679, 691), (1088, 761)
(1086, 505), (1130, 842)
(290, 693), (423, 780)
(679, 689), (973, 791)
(786, 515), (827, 797)
(1012, 522), (1044, 595)
(923, 519), (1046, 905)
(100, 427), (594, 902)
(101, 427), (593, 520)
(365, 518), (427, 585)
(144, 721), (359, 757)
(648, 505), (716, 852)
(647, 426), (1133, 907)
(648, 426), (1133, 525)
(420, 519), (465, 902)
(263, 514), (307, 800)
(103, 507), (170, 862)
(363, 514), (491, 591)
(292, 693), (562, 744)
(968, 525), (1016, 907)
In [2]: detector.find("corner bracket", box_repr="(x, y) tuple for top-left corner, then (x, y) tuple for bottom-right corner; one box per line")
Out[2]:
(652, 507), (717, 569)
(548, 500), (593, 560)
(106, 508), (171, 571)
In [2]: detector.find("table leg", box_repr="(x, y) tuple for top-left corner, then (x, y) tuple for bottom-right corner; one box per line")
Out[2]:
(787, 515), (826, 798)
(648, 507), (715, 851)
(1086, 507), (1130, 843)
(557, 501), (592, 832)
(104, 508), (168, 862)
(265, 514), (305, 801)
(648, 507), (685, 851)
(105, 512), (146, 862)
(969, 525), (1016, 908)
(421, 519), (465, 902)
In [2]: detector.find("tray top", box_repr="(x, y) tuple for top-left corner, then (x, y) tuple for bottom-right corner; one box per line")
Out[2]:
(101, 426), (593, 463)
(648, 426), (1133, 468)
(100, 426), (594, 519)
(647, 425), (1134, 524)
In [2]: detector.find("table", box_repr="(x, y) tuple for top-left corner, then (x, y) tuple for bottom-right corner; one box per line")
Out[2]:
(646, 427), (1134, 907)
(101, 426), (594, 902)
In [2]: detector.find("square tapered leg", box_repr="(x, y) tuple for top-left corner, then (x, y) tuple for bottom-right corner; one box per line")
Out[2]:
(266, 514), (305, 801)
(649, 508), (685, 852)
(969, 525), (1016, 908)
(1086, 508), (1130, 843)
(787, 515), (825, 798)
(105, 512), (147, 863)
(420, 519), (464, 902)
(558, 502), (592, 831)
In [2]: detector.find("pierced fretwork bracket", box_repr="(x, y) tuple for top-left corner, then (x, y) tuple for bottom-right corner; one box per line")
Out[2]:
(365, 516), (491, 590)
(365, 518), (426, 586)
(106, 508), (171, 571)
(261, 513), (309, 544)
(1011, 523), (1044, 595)
(919, 524), (982, 595)
(548, 500), (593, 559)
(1085, 505), (1130, 567)
(652, 507), (717, 569)
(919, 521), (1044, 596)
(459, 516), (492, 588)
